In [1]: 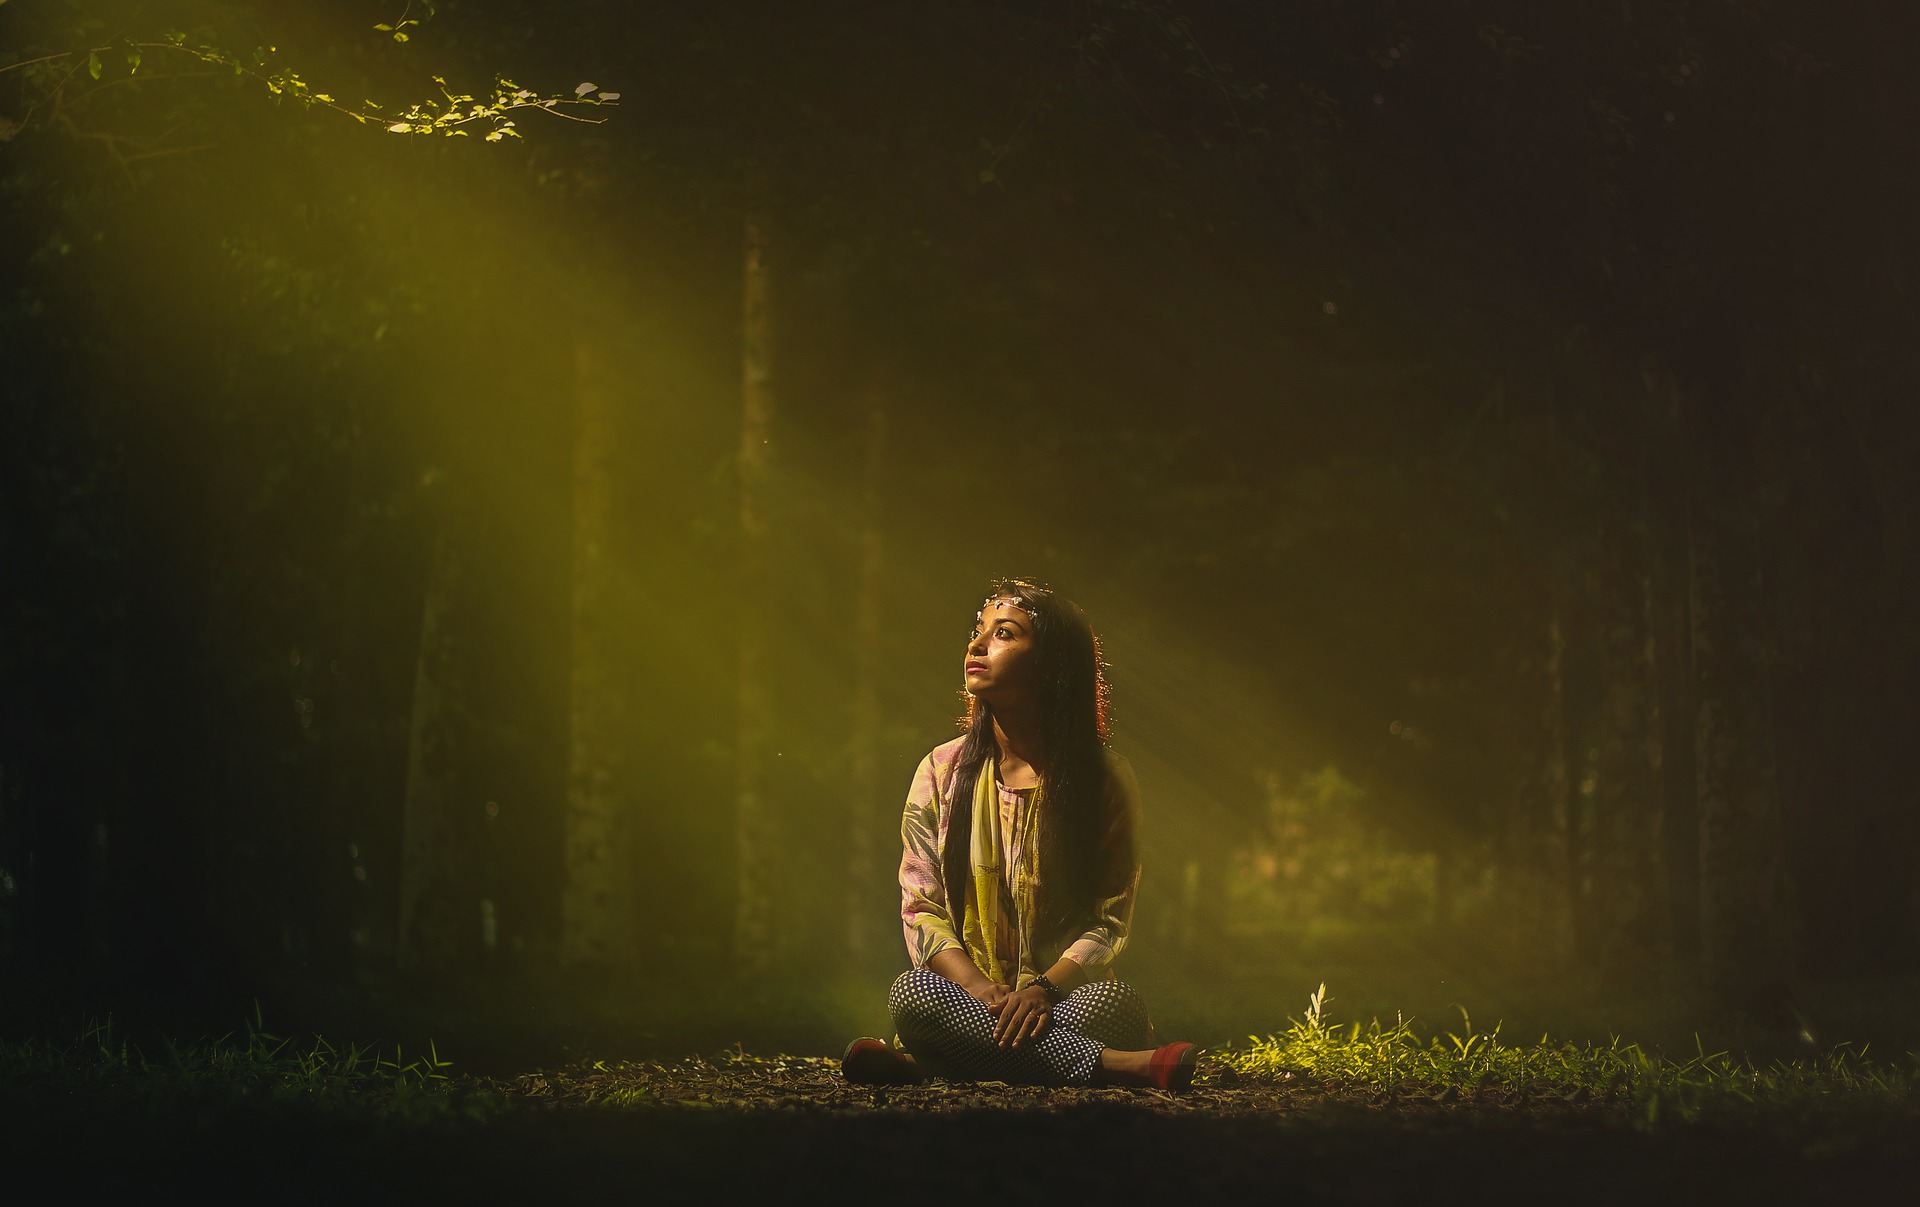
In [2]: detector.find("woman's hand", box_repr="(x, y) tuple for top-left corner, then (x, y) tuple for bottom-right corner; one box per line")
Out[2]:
(988, 985), (1051, 1049)
(928, 950), (1008, 1011)
(968, 980), (1011, 1010)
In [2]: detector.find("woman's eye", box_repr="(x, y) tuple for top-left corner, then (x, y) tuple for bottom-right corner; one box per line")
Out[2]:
(996, 627), (1013, 640)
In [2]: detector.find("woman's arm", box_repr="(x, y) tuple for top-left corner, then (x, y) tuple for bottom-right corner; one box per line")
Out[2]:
(899, 756), (964, 965)
(928, 947), (1009, 1006)
(899, 748), (1007, 1007)
(1060, 753), (1145, 969)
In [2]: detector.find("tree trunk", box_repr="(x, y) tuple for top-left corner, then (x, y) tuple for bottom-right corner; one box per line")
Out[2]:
(0, 764), (17, 972)
(1587, 508), (1667, 981)
(562, 337), (631, 966)
(1498, 369), (1573, 962)
(1636, 518), (1671, 958)
(1542, 371), (1580, 963)
(1540, 604), (1576, 956)
(1643, 365), (1701, 975)
(1690, 503), (1791, 1009)
(398, 523), (464, 969)
(1657, 506), (1701, 971)
(733, 217), (777, 978)
(846, 392), (888, 964)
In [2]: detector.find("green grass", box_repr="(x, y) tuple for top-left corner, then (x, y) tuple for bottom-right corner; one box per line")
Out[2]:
(0, 1004), (500, 1122)
(6, 986), (1916, 1135)
(1217, 984), (1919, 1129)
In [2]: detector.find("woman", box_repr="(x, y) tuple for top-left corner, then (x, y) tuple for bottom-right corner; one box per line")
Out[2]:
(841, 579), (1199, 1090)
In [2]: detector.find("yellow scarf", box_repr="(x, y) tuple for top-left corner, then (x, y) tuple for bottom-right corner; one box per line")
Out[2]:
(960, 758), (1042, 990)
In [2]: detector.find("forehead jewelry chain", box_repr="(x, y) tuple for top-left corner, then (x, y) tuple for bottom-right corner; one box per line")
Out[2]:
(976, 595), (1035, 628)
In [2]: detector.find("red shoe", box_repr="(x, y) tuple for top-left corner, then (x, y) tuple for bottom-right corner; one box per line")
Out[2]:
(1147, 1041), (1200, 1092)
(841, 1037), (924, 1085)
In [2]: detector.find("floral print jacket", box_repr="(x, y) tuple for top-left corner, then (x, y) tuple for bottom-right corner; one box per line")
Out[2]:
(898, 735), (1142, 981)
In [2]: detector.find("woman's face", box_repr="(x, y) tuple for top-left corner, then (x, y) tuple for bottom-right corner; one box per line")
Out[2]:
(964, 598), (1038, 706)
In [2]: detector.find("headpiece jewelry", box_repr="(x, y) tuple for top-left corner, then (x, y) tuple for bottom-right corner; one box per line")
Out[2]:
(977, 594), (1036, 626)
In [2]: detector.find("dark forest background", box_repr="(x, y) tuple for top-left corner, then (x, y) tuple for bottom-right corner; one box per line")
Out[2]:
(3, 0), (1917, 1057)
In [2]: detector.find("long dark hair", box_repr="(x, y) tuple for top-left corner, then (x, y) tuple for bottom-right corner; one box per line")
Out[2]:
(941, 578), (1112, 945)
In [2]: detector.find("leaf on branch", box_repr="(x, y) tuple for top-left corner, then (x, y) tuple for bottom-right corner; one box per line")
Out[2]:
(387, 122), (411, 133)
(574, 82), (597, 96)
(373, 23), (394, 31)
(393, 32), (410, 43)
(979, 168), (996, 183)
(87, 51), (102, 80)
(598, 91), (619, 101)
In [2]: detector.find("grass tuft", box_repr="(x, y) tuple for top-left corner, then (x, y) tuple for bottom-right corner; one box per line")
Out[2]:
(0, 1006), (486, 1121)
(1216, 983), (1919, 1129)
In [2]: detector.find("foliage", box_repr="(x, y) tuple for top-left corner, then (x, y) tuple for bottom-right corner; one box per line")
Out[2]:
(1220, 985), (1919, 1131)
(0, 1007), (486, 1121)
(0, 7), (617, 148)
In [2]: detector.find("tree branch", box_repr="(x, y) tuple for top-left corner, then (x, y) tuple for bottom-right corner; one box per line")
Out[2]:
(0, 50), (81, 76)
(8, 38), (614, 144)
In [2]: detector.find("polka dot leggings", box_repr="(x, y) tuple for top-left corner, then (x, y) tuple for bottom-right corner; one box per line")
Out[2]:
(887, 968), (1156, 1085)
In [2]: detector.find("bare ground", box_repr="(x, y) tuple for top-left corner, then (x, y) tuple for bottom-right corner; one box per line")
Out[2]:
(6, 1048), (1915, 1204)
